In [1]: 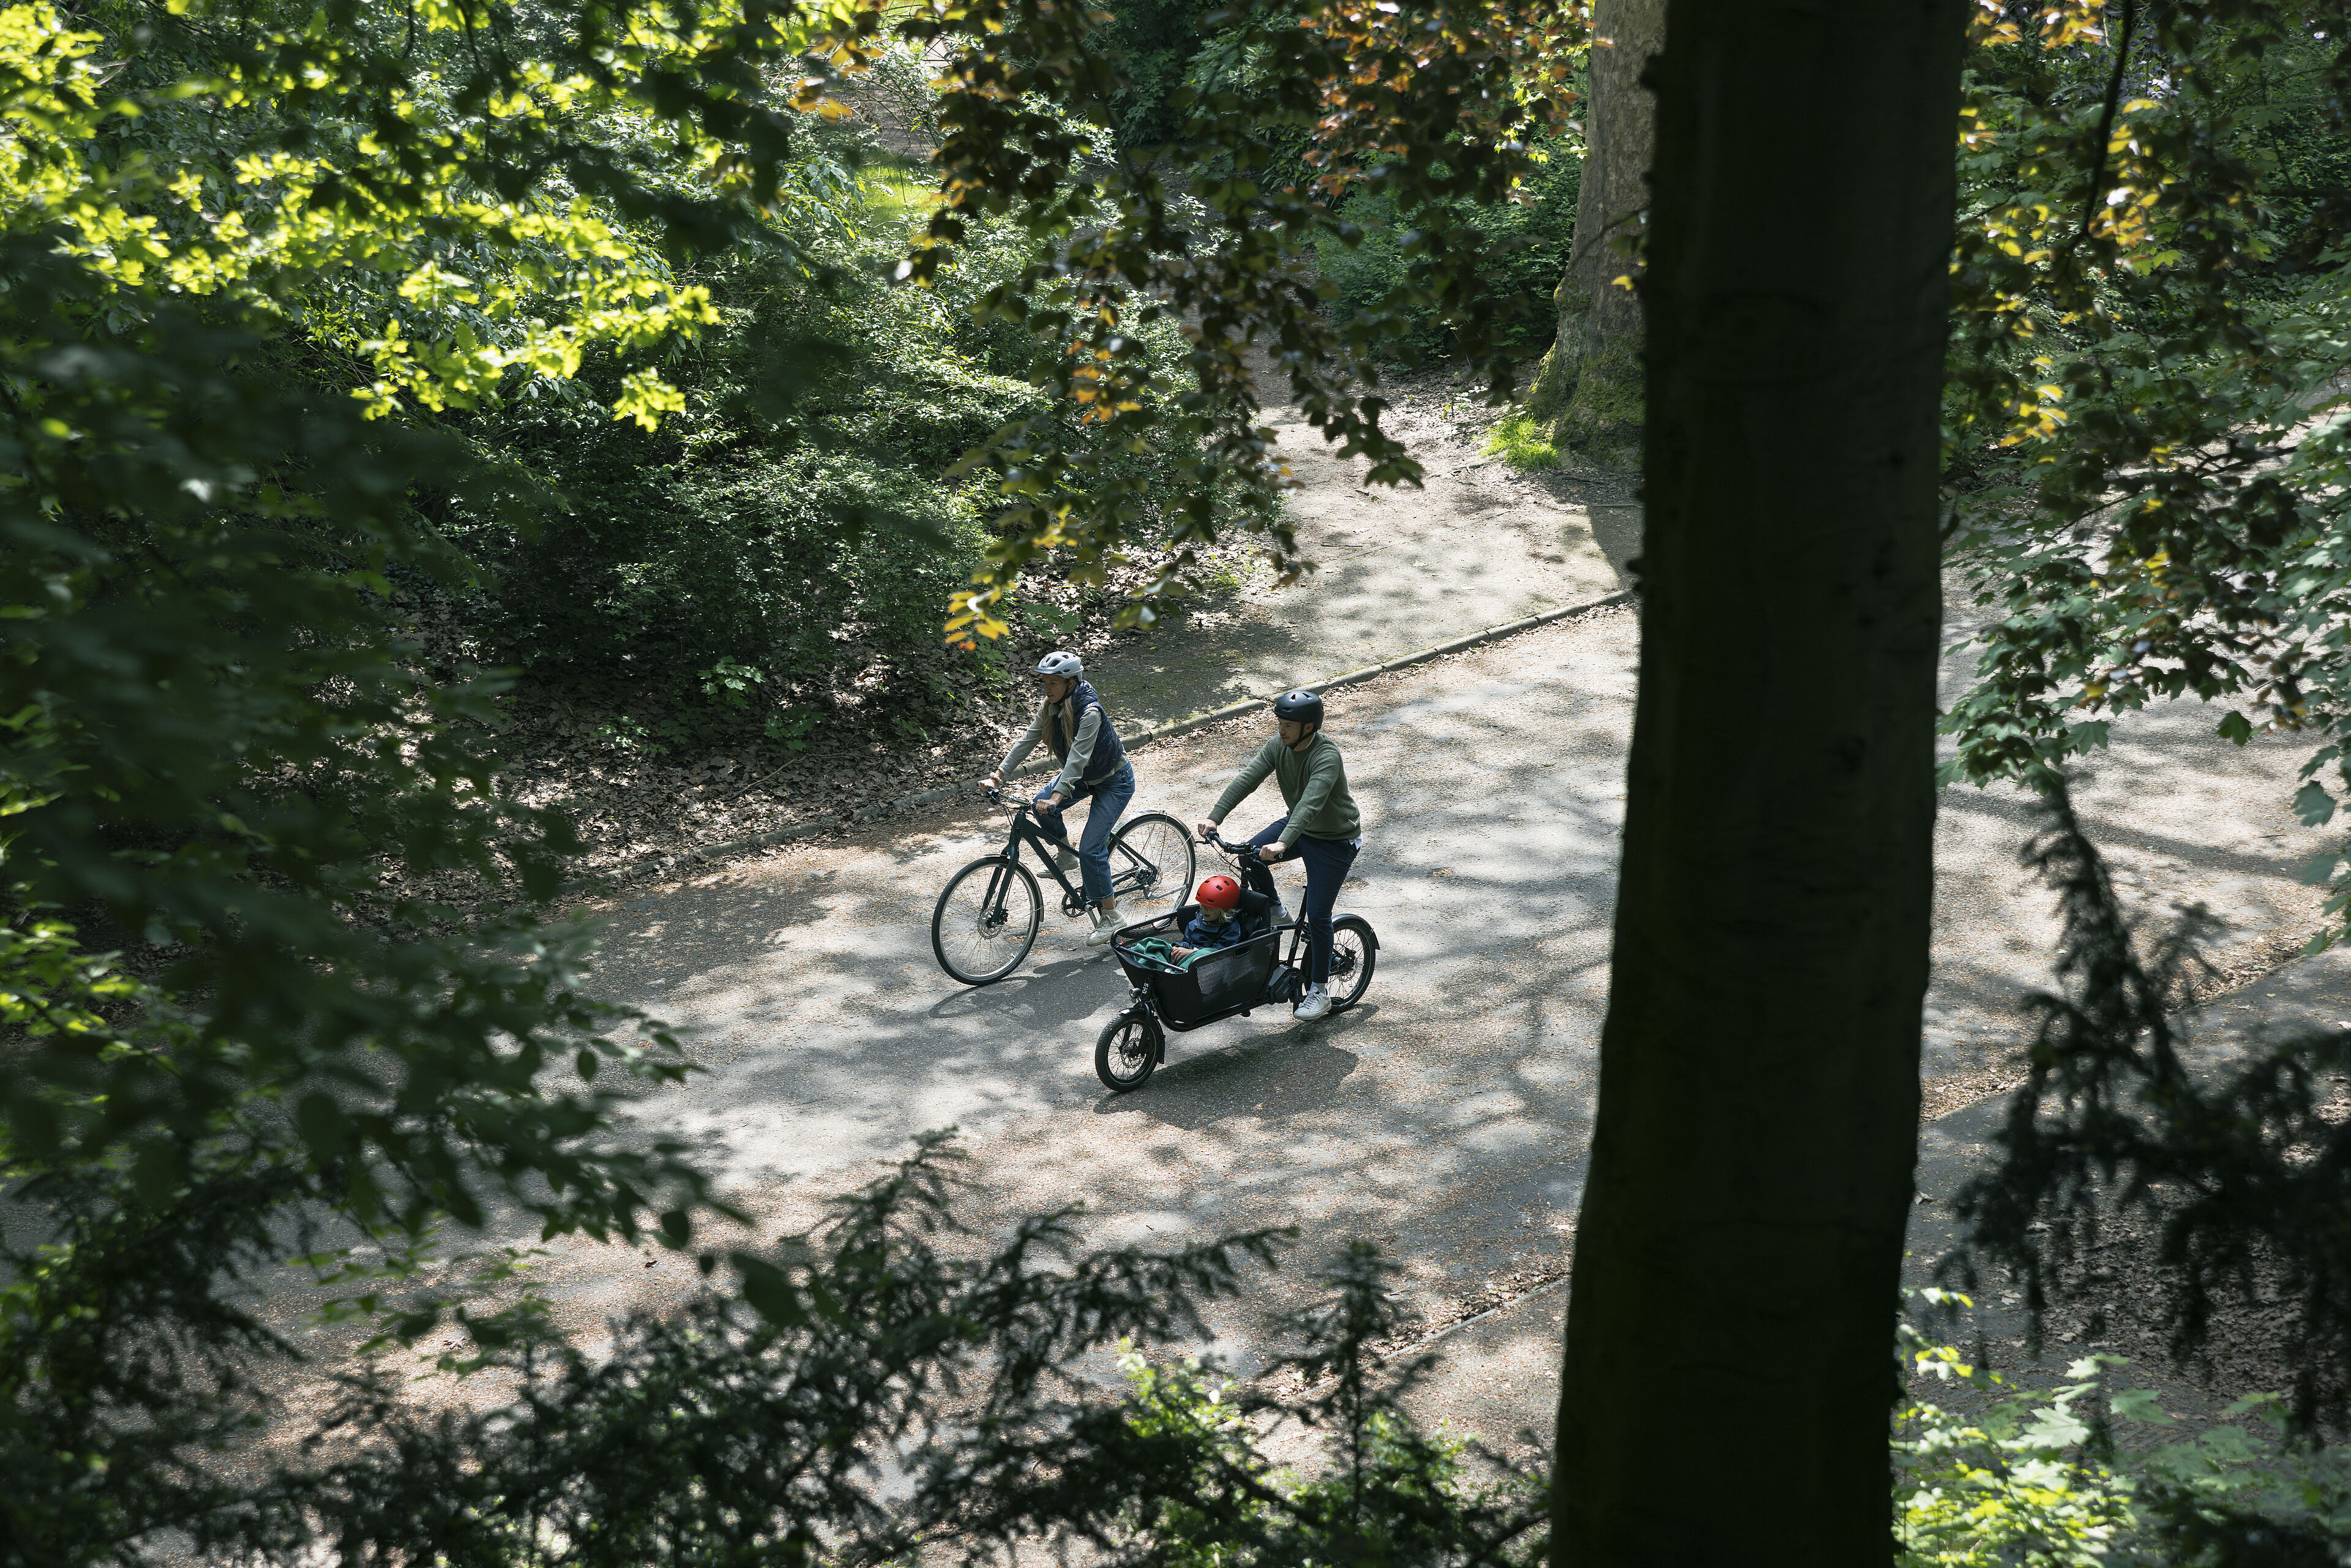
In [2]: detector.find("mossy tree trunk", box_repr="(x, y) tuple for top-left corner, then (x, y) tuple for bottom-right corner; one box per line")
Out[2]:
(1550, 0), (1965, 1562)
(1531, 0), (1664, 448)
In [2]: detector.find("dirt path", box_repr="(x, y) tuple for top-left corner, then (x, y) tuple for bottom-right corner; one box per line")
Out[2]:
(245, 402), (2350, 1465)
(1088, 396), (1627, 733)
(481, 588), (2335, 1412)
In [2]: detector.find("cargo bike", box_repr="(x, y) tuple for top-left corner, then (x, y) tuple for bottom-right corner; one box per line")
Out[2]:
(1094, 828), (1378, 1092)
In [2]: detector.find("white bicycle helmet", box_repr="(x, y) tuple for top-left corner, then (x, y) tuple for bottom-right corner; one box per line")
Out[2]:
(1035, 650), (1083, 678)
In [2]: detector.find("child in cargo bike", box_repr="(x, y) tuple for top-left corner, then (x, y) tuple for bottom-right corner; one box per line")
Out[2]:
(1171, 876), (1248, 962)
(1123, 876), (1251, 972)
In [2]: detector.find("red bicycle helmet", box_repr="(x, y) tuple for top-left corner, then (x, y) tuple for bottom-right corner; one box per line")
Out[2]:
(1195, 874), (1242, 910)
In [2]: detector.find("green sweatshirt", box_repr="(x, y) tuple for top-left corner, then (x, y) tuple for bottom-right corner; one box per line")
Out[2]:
(1210, 733), (1360, 844)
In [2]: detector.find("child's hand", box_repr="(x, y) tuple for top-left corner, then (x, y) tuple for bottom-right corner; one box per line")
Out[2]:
(1172, 945), (1194, 958)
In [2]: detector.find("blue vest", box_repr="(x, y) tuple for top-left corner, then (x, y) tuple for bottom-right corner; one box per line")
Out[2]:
(1047, 681), (1127, 787)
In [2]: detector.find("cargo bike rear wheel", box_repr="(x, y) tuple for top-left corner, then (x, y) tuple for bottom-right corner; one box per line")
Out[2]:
(1324, 914), (1378, 1011)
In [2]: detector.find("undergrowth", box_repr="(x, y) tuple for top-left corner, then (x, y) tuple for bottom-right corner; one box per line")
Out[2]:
(1482, 412), (1560, 470)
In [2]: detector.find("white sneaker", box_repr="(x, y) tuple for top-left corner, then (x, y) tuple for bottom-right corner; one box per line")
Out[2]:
(1087, 909), (1121, 947)
(1292, 985), (1331, 1021)
(1052, 847), (1080, 875)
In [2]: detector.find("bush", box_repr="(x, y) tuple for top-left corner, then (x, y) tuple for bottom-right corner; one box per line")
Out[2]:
(1313, 146), (1580, 367)
(1896, 1301), (2351, 1566)
(447, 223), (1035, 745)
(451, 138), (1217, 748)
(54, 1136), (1543, 1568)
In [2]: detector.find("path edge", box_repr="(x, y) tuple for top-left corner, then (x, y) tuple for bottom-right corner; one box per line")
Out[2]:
(574, 589), (1633, 891)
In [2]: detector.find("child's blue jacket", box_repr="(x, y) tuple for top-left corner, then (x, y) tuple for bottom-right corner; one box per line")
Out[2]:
(1180, 910), (1245, 951)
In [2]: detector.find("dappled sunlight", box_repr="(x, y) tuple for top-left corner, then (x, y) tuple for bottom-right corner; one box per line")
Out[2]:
(554, 596), (2339, 1375)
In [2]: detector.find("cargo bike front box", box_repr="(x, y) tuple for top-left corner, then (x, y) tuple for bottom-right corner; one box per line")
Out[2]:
(1109, 904), (1292, 1033)
(1092, 890), (1376, 1094)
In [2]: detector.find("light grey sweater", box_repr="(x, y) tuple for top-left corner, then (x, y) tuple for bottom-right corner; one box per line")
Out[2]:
(998, 698), (1103, 795)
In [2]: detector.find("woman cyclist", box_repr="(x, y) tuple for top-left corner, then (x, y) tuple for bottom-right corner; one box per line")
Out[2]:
(987, 651), (1134, 947)
(1195, 689), (1360, 1020)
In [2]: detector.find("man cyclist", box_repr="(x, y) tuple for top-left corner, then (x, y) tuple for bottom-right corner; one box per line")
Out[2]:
(1195, 689), (1360, 1021)
(988, 651), (1135, 947)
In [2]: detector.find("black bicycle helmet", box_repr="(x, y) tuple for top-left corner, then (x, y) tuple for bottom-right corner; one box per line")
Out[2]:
(1272, 689), (1324, 727)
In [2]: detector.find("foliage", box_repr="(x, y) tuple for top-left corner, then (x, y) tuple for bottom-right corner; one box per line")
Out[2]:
(261, 1138), (1292, 1568)
(1946, 782), (2351, 1438)
(448, 103), (1235, 745)
(0, 234), (715, 1565)
(0, 0), (964, 1556)
(1313, 143), (1582, 367)
(1093, 0), (1228, 158)
(823, 0), (1588, 639)
(1897, 1323), (2143, 1566)
(444, 230), (1024, 741)
(1482, 411), (1561, 470)
(1090, 1241), (1546, 1566)
(1937, 0), (2351, 939)
(45, 1139), (1547, 1567)
(1895, 1303), (2351, 1566)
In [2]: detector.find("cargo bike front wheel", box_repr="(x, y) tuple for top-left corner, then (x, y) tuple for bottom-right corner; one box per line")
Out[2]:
(1095, 1010), (1164, 1093)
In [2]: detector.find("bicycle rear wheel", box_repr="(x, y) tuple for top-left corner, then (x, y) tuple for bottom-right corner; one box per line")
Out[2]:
(1327, 915), (1378, 1011)
(1108, 811), (1195, 921)
(931, 856), (1043, 986)
(1095, 1011), (1163, 1092)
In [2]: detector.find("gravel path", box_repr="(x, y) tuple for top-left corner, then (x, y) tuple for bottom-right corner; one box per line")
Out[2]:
(1086, 397), (1626, 733)
(512, 592), (2335, 1419)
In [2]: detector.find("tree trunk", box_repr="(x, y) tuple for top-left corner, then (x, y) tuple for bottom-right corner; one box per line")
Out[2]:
(1531, 0), (1663, 440)
(1551, 0), (1964, 1562)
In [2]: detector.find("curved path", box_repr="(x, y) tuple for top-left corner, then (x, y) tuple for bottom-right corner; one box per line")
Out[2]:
(523, 595), (2333, 1405)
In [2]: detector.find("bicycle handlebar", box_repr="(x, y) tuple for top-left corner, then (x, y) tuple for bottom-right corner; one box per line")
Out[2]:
(1202, 827), (1261, 859)
(981, 784), (1052, 816)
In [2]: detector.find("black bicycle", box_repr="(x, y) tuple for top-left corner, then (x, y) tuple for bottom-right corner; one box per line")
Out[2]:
(1092, 827), (1377, 1093)
(929, 787), (1196, 986)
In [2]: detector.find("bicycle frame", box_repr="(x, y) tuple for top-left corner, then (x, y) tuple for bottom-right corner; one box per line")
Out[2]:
(984, 790), (1174, 913)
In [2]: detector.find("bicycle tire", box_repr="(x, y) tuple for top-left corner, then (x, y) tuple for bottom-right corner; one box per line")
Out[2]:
(1327, 915), (1378, 1011)
(1095, 1011), (1162, 1093)
(1109, 811), (1196, 920)
(931, 856), (1043, 986)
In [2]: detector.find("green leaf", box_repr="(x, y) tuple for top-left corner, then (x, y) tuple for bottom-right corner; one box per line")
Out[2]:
(296, 1092), (353, 1160)
(2109, 1387), (2175, 1425)
(2295, 779), (2338, 827)
(2216, 710), (2253, 745)
(733, 1253), (808, 1327)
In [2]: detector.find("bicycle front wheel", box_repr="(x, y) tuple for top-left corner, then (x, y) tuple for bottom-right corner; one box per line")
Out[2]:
(1109, 811), (1196, 920)
(931, 856), (1043, 986)
(1327, 915), (1378, 1012)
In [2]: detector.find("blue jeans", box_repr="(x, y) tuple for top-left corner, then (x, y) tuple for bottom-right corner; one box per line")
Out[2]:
(1241, 816), (1360, 985)
(1035, 762), (1134, 906)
